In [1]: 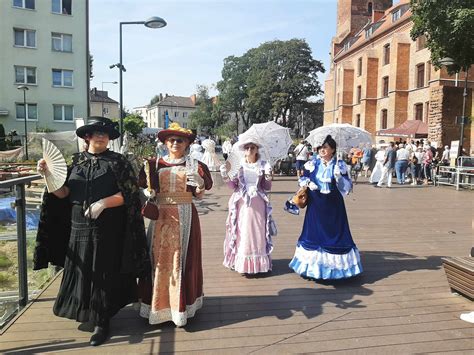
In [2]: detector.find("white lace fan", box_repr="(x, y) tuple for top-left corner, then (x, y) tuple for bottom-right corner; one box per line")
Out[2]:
(42, 138), (67, 193)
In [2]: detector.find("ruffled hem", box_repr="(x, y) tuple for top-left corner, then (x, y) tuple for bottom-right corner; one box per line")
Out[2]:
(289, 246), (362, 280)
(223, 253), (272, 274)
(139, 296), (203, 327)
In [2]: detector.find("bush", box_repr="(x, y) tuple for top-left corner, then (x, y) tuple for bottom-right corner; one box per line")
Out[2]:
(0, 124), (6, 151)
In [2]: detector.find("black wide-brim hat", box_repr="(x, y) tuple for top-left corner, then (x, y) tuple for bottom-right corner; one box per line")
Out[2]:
(76, 116), (120, 140)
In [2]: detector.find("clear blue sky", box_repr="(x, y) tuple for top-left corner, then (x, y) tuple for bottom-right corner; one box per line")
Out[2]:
(89, 0), (338, 109)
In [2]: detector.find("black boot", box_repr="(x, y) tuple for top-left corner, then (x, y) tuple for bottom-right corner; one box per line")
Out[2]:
(90, 319), (109, 346)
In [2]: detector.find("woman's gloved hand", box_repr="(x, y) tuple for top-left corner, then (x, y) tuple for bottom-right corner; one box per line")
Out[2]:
(187, 171), (204, 189)
(219, 164), (228, 178)
(37, 159), (48, 177)
(84, 199), (107, 219)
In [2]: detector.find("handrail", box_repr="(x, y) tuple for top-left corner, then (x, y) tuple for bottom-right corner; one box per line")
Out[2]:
(0, 174), (42, 309)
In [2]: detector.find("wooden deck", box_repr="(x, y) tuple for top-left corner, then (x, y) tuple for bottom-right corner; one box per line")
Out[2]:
(1, 176), (473, 354)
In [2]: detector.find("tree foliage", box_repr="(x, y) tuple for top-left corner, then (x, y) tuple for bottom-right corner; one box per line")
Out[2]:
(124, 114), (146, 137)
(410, 0), (474, 72)
(189, 85), (215, 133)
(149, 95), (161, 106)
(217, 39), (325, 130)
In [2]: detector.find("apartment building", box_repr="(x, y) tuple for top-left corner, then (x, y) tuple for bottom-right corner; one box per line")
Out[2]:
(324, 0), (473, 152)
(0, 0), (89, 136)
(133, 94), (196, 129)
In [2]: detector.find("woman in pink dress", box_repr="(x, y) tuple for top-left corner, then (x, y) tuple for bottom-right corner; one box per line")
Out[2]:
(220, 137), (275, 274)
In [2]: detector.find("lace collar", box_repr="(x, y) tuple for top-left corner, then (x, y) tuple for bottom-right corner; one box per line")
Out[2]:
(163, 155), (186, 164)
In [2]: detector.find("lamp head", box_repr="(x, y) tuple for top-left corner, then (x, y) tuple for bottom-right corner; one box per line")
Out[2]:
(144, 16), (167, 29)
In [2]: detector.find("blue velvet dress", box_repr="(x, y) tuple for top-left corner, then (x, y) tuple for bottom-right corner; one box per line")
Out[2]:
(289, 157), (363, 279)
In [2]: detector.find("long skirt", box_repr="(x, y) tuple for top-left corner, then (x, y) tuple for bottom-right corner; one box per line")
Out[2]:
(223, 196), (272, 274)
(53, 205), (137, 323)
(369, 161), (384, 183)
(289, 188), (362, 280)
(139, 203), (203, 327)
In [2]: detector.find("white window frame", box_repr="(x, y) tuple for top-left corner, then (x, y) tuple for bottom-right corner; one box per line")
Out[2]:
(16, 103), (38, 121)
(53, 104), (74, 121)
(392, 9), (401, 22)
(14, 28), (36, 48)
(52, 69), (74, 87)
(14, 65), (37, 85)
(52, 0), (72, 15)
(12, 0), (35, 10)
(51, 32), (72, 52)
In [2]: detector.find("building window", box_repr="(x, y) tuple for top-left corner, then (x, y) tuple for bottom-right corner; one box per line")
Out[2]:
(383, 44), (390, 65)
(416, 35), (427, 51)
(416, 63), (425, 88)
(102, 107), (109, 115)
(381, 109), (388, 129)
(356, 114), (361, 127)
(52, 33), (72, 52)
(183, 112), (188, 118)
(14, 28), (36, 48)
(52, 0), (72, 15)
(368, 2), (372, 14)
(424, 102), (430, 122)
(392, 9), (401, 22)
(382, 76), (389, 97)
(357, 57), (362, 76)
(16, 103), (37, 121)
(52, 69), (73, 87)
(356, 86), (362, 104)
(414, 103), (423, 121)
(182, 122), (188, 128)
(365, 27), (373, 39)
(53, 104), (74, 121)
(15, 66), (36, 84)
(426, 61), (431, 83)
(174, 111), (179, 118)
(13, 0), (35, 9)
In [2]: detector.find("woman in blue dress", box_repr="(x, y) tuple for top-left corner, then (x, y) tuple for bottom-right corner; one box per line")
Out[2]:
(289, 135), (363, 280)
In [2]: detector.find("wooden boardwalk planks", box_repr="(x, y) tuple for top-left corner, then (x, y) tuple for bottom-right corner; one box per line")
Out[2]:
(0, 177), (472, 354)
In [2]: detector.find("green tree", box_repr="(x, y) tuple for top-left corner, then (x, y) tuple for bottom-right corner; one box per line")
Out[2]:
(123, 114), (146, 136)
(410, 0), (474, 72)
(189, 85), (215, 133)
(217, 39), (325, 130)
(149, 94), (161, 106)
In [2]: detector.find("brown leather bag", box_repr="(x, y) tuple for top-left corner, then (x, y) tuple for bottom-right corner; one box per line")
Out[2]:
(292, 186), (308, 208)
(141, 199), (159, 220)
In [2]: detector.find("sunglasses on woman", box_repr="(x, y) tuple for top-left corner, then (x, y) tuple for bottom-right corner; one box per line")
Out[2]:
(167, 138), (185, 144)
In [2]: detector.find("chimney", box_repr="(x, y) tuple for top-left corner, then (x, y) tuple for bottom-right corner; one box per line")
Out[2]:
(372, 10), (385, 23)
(159, 93), (163, 101)
(190, 94), (197, 105)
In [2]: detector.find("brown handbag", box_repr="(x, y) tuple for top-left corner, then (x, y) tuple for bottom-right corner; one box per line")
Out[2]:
(141, 159), (159, 220)
(292, 186), (308, 208)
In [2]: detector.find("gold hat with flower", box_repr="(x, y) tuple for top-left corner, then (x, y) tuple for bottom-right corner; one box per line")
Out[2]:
(157, 122), (196, 143)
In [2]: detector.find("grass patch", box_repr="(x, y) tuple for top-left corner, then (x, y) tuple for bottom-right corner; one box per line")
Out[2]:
(0, 253), (13, 268)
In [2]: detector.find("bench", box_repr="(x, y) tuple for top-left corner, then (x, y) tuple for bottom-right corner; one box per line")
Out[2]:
(442, 257), (474, 300)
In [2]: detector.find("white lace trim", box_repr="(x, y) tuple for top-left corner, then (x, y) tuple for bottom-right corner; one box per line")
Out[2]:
(293, 246), (360, 270)
(163, 155), (186, 164)
(139, 296), (204, 327)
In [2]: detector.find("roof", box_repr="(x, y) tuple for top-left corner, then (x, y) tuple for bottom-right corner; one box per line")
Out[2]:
(334, 0), (412, 61)
(153, 96), (195, 108)
(377, 120), (428, 138)
(89, 89), (119, 104)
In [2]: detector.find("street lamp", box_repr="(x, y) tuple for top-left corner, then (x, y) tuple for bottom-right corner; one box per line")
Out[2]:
(439, 57), (470, 158)
(101, 81), (118, 116)
(114, 16), (167, 145)
(17, 85), (29, 160)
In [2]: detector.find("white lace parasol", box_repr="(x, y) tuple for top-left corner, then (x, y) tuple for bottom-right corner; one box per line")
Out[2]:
(42, 138), (67, 193)
(306, 123), (372, 153)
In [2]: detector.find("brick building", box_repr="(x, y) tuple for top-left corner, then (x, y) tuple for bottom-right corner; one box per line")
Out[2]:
(324, 0), (473, 154)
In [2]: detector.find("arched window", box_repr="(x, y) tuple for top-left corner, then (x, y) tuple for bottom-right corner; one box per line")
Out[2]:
(368, 2), (373, 14)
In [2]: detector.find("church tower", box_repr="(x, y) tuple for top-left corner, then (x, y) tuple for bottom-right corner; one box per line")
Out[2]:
(335, 0), (393, 42)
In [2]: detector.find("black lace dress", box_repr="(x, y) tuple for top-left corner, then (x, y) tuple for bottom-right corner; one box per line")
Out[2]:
(52, 151), (138, 323)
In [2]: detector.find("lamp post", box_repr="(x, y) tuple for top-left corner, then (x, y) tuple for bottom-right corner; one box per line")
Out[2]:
(17, 85), (29, 160)
(101, 81), (118, 116)
(112, 16), (167, 146)
(439, 57), (470, 158)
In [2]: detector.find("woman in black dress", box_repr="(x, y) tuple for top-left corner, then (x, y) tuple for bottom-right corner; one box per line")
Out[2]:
(34, 117), (149, 346)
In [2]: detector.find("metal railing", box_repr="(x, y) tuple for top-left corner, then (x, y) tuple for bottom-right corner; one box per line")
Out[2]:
(0, 175), (41, 312)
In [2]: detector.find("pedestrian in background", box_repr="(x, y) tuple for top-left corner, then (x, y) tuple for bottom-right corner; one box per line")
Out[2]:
(376, 141), (396, 188)
(294, 140), (309, 178)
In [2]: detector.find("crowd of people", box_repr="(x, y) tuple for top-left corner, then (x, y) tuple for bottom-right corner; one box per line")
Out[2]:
(37, 116), (452, 346)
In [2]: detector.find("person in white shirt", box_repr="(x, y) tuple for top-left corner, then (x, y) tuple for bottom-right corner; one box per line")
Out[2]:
(294, 140), (309, 177)
(441, 145), (450, 165)
(222, 138), (233, 161)
(369, 147), (386, 184)
(395, 143), (410, 185)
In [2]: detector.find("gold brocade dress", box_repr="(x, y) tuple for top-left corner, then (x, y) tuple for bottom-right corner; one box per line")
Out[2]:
(138, 156), (212, 326)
